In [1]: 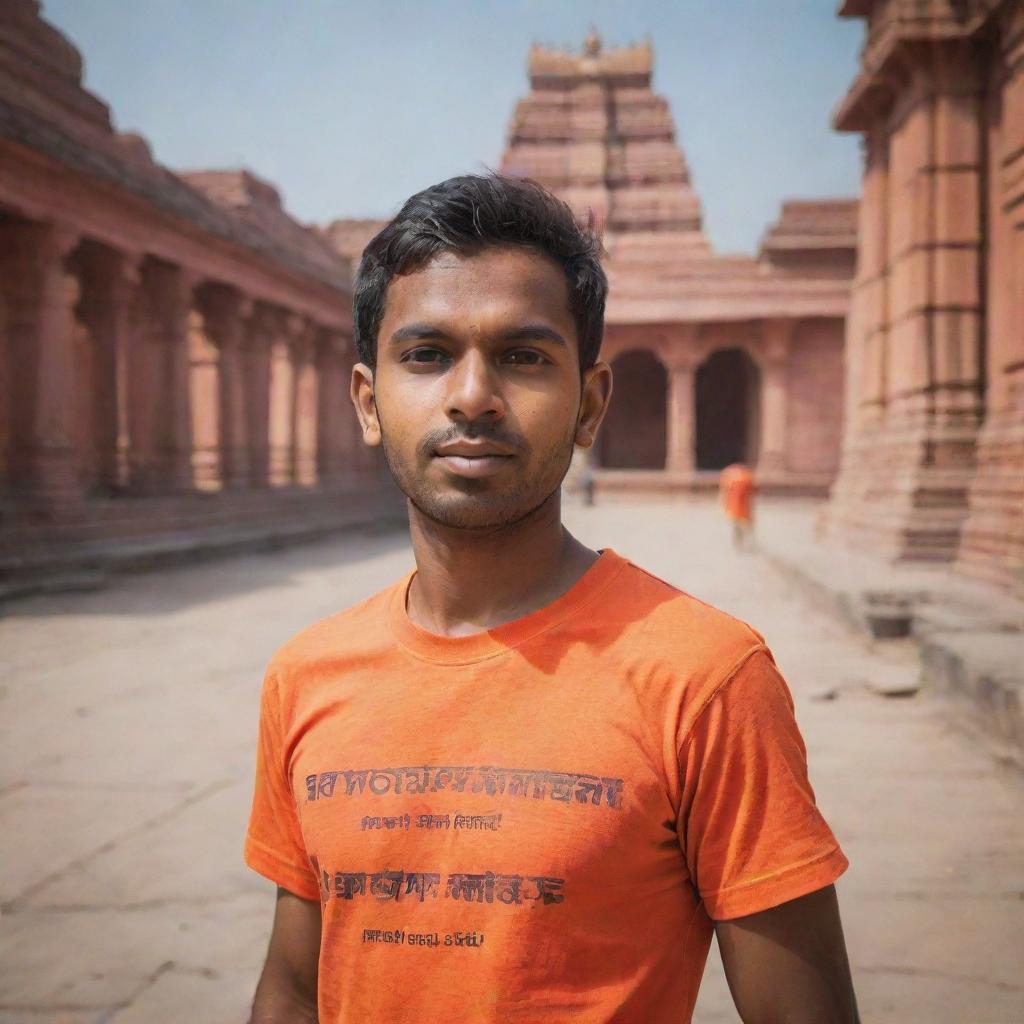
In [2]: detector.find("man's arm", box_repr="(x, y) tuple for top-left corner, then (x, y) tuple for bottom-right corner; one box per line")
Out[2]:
(715, 885), (859, 1024)
(249, 886), (321, 1024)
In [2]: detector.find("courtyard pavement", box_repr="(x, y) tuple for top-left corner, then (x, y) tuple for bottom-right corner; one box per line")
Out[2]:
(1, 499), (1022, 1023)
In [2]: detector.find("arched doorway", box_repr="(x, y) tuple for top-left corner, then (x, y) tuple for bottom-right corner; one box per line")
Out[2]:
(600, 350), (667, 469)
(696, 348), (760, 469)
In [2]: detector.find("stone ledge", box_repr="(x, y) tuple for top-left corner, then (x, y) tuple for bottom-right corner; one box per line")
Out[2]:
(758, 502), (1023, 767)
(919, 632), (1023, 765)
(0, 504), (406, 607)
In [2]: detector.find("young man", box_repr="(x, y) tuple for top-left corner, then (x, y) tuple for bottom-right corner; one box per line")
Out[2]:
(245, 174), (858, 1023)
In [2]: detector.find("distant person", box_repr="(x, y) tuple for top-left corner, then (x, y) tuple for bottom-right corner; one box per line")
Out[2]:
(720, 461), (756, 550)
(245, 175), (858, 1024)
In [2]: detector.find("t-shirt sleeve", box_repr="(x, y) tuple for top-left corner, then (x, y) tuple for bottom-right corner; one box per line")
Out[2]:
(677, 646), (848, 921)
(244, 668), (321, 901)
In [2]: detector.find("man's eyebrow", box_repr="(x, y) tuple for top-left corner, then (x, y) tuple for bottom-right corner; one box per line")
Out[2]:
(389, 323), (569, 347)
(389, 323), (450, 344)
(499, 324), (568, 348)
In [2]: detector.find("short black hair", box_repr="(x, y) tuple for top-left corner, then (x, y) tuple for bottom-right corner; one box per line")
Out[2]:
(353, 174), (607, 371)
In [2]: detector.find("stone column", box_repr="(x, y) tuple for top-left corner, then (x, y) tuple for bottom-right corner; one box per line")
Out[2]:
(155, 265), (196, 491)
(665, 357), (697, 474)
(110, 252), (142, 491)
(926, 41), (985, 435)
(129, 258), (196, 494)
(0, 220), (83, 503)
(857, 124), (890, 429)
(244, 303), (278, 489)
(268, 317), (299, 487)
(759, 319), (793, 474)
(73, 245), (120, 493)
(292, 322), (320, 487)
(196, 284), (251, 489)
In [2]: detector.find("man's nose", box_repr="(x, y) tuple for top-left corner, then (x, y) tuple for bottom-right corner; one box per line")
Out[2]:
(444, 350), (505, 424)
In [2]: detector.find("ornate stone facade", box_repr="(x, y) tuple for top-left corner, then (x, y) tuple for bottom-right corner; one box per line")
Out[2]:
(826, 0), (1023, 590)
(0, 1), (393, 584)
(499, 32), (858, 495)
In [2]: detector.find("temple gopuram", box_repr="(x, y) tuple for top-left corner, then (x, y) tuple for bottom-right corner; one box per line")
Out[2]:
(499, 32), (859, 496)
(825, 0), (1023, 591)
(0, 1), (393, 592)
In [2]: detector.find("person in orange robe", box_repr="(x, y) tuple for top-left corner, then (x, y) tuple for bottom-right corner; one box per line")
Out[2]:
(720, 462), (755, 550)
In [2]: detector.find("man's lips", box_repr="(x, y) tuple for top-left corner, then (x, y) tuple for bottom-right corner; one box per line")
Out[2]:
(432, 443), (515, 479)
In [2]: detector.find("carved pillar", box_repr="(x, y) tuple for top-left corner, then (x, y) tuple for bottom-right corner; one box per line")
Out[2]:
(292, 321), (320, 488)
(110, 253), (142, 490)
(70, 241), (134, 493)
(759, 319), (793, 474)
(0, 220), (83, 503)
(664, 329), (698, 473)
(196, 284), (250, 489)
(857, 124), (890, 429)
(268, 316), (298, 487)
(131, 262), (196, 492)
(244, 303), (278, 489)
(156, 265), (196, 491)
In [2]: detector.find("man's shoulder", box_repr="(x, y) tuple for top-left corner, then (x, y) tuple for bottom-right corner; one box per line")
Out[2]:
(266, 575), (405, 679)
(611, 557), (766, 668)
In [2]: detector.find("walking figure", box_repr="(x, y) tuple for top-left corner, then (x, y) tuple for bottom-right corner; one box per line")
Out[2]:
(720, 462), (755, 550)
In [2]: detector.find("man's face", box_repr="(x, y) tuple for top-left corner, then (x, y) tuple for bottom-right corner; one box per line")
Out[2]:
(352, 245), (609, 530)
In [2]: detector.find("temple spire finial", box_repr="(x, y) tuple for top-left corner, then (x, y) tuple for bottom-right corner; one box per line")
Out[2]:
(583, 27), (602, 58)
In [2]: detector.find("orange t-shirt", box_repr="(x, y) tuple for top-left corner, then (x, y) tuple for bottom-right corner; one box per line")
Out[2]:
(720, 464), (755, 521)
(245, 550), (846, 1023)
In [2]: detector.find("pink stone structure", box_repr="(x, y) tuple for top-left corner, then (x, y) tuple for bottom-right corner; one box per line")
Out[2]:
(320, 219), (388, 277)
(0, 2), (394, 584)
(499, 32), (858, 496)
(826, 0), (1023, 591)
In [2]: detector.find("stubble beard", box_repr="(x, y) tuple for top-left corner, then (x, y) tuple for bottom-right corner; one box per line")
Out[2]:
(379, 425), (577, 533)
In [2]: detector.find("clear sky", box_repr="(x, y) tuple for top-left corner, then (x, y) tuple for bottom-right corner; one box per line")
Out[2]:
(42, 0), (865, 255)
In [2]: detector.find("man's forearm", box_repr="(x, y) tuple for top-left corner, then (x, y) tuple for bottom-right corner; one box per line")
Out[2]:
(249, 966), (318, 1024)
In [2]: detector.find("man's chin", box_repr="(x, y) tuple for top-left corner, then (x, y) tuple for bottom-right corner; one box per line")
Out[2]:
(409, 495), (525, 532)
(406, 485), (558, 533)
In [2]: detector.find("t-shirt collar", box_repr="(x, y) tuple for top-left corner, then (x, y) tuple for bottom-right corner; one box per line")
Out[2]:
(387, 548), (626, 665)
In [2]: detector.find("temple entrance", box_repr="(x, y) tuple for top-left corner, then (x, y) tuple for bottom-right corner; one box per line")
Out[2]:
(600, 350), (667, 469)
(696, 348), (760, 469)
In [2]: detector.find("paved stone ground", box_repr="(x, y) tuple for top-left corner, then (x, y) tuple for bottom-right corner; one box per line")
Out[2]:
(1, 499), (1022, 1023)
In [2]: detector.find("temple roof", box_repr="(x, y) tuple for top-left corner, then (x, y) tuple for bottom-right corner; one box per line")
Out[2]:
(0, 0), (349, 292)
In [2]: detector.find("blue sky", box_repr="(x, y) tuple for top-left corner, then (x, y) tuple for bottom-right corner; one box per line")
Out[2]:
(42, 0), (864, 254)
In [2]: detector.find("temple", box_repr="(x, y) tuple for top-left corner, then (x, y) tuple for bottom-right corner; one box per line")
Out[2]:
(0, 0), (393, 588)
(499, 31), (859, 495)
(2, 2), (1019, 593)
(824, 0), (1023, 590)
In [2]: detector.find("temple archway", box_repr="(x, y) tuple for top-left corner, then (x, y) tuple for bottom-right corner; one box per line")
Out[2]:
(600, 350), (667, 469)
(696, 347), (760, 470)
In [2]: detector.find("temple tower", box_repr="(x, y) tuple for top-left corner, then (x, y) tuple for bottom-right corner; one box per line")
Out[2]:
(501, 30), (711, 266)
(496, 32), (856, 498)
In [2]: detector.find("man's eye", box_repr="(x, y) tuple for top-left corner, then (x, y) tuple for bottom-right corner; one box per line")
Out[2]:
(402, 348), (447, 365)
(503, 349), (547, 366)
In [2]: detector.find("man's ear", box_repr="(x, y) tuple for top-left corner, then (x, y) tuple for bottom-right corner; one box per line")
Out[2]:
(350, 362), (382, 447)
(575, 361), (613, 449)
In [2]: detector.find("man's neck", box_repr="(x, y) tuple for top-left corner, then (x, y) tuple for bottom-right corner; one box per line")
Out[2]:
(405, 491), (599, 637)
